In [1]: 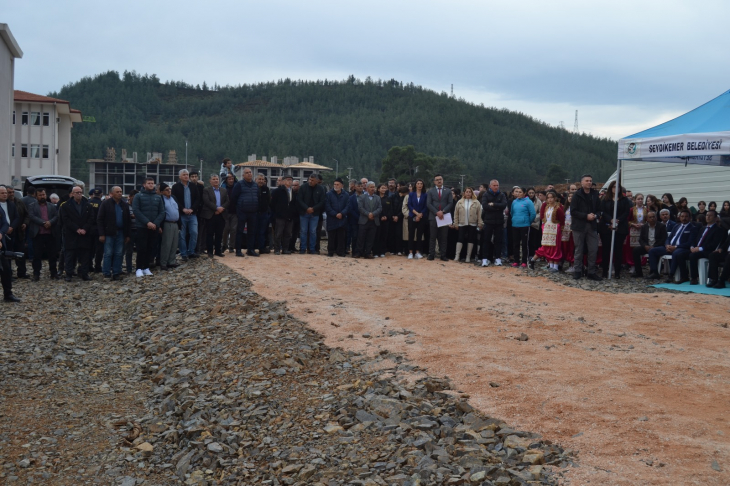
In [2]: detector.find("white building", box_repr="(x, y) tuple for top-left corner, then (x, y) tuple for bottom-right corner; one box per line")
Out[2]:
(10, 90), (82, 184)
(0, 24), (23, 186)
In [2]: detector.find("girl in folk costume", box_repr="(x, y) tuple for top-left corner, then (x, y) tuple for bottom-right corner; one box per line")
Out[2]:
(561, 192), (575, 273)
(529, 191), (565, 272)
(624, 193), (646, 269)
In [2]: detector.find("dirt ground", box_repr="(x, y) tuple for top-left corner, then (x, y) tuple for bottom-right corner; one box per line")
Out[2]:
(223, 253), (730, 485)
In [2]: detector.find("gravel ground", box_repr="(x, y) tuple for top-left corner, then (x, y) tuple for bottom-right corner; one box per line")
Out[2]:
(0, 259), (573, 485)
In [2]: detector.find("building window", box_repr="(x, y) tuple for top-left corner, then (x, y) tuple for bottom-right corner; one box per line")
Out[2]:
(21, 112), (28, 125)
(30, 144), (40, 158)
(11, 144), (14, 156)
(30, 112), (41, 126)
(21, 144), (28, 158)
(12, 111), (15, 124)
(43, 113), (50, 126)
(42, 145), (49, 158)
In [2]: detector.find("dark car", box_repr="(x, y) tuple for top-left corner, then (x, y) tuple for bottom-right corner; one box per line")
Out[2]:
(23, 175), (84, 202)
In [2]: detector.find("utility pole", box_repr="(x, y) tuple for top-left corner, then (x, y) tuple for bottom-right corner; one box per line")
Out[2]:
(347, 167), (353, 181)
(185, 140), (188, 166)
(459, 174), (466, 191)
(332, 158), (339, 179)
(573, 110), (579, 140)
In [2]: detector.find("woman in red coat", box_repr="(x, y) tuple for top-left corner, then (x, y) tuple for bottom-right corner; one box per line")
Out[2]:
(529, 191), (565, 272)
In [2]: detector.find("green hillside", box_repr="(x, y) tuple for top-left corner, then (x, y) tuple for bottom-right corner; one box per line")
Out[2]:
(53, 71), (618, 186)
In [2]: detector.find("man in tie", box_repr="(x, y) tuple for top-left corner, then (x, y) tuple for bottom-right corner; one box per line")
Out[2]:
(681, 210), (724, 285)
(645, 209), (698, 281)
(426, 174), (454, 261)
(270, 175), (297, 255)
(355, 182), (382, 259)
(708, 229), (730, 288)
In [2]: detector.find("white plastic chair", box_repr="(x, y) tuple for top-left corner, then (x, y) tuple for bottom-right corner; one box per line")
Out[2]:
(698, 258), (710, 286)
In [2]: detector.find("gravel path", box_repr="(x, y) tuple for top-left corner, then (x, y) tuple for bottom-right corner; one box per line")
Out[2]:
(0, 260), (570, 485)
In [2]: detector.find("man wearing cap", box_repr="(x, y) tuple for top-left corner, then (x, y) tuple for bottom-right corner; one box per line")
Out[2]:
(87, 188), (104, 273)
(172, 169), (201, 261)
(325, 178), (349, 257)
(270, 175), (297, 255)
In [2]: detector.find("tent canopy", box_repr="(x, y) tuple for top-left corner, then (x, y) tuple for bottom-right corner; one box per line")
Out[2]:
(617, 89), (730, 165)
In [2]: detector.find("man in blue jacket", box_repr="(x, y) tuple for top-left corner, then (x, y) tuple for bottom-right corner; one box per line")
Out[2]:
(346, 181), (363, 254)
(325, 178), (349, 257)
(229, 168), (260, 257)
(296, 174), (326, 254)
(646, 209), (699, 281)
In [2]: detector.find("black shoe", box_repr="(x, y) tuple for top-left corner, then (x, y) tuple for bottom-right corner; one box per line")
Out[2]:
(676, 278), (689, 284)
(440, 256), (448, 261)
(587, 273), (603, 281)
(283, 250), (292, 255)
(712, 281), (726, 289)
(214, 252), (225, 257)
(327, 253), (334, 257)
(274, 250), (281, 255)
(427, 255), (435, 261)
(181, 255), (189, 262)
(168, 263), (180, 268)
(573, 271), (582, 280)
(645, 272), (661, 280)
(189, 253), (200, 259)
(260, 248), (271, 254)
(51, 274), (62, 280)
(247, 251), (260, 257)
(228, 248), (234, 253)
(528, 260), (535, 270)
(4, 294), (20, 303)
(352, 253), (360, 258)
(17, 275), (29, 279)
(633, 273), (644, 278)
(112, 274), (122, 281)
(81, 274), (92, 281)
(160, 265), (168, 271)
(64, 276), (72, 282)
(664, 277), (674, 284)
(690, 279), (699, 285)
(707, 279), (717, 287)
(236, 252), (245, 257)
(32, 275), (39, 282)
(364, 255), (374, 259)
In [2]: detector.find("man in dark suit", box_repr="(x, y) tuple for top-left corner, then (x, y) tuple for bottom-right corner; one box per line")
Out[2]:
(631, 211), (667, 278)
(59, 186), (94, 282)
(0, 201), (20, 302)
(201, 174), (229, 257)
(355, 182), (382, 259)
(27, 188), (61, 281)
(171, 169), (202, 260)
(682, 210), (725, 285)
(426, 174), (454, 261)
(708, 231), (730, 288)
(646, 209), (698, 282)
(270, 175), (297, 255)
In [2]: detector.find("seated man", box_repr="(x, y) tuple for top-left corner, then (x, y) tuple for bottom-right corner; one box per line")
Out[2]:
(708, 231), (730, 288)
(632, 211), (667, 278)
(684, 210), (724, 285)
(646, 209), (698, 282)
(659, 209), (676, 233)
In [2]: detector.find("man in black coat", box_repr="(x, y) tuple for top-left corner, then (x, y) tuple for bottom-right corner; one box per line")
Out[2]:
(631, 211), (667, 278)
(60, 186), (94, 282)
(87, 188), (104, 272)
(480, 180), (508, 266)
(708, 230), (730, 288)
(270, 175), (297, 254)
(570, 174), (602, 280)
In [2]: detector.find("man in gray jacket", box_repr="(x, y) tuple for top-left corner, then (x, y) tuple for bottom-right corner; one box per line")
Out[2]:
(426, 174), (454, 261)
(131, 178), (165, 277)
(354, 182), (381, 259)
(27, 188), (61, 280)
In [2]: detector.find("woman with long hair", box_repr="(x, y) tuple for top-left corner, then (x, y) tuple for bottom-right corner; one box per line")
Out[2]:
(407, 179), (428, 259)
(624, 193), (646, 269)
(645, 194), (661, 215)
(708, 201), (718, 212)
(452, 187), (483, 263)
(529, 191), (565, 272)
(719, 200), (730, 229)
(561, 192), (575, 273)
(695, 200), (707, 222)
(600, 181), (631, 278)
(510, 187), (536, 267)
(374, 183), (392, 258)
(662, 193), (678, 221)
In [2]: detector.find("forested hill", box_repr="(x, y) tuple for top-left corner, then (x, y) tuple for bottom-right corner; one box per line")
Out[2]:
(53, 71), (618, 185)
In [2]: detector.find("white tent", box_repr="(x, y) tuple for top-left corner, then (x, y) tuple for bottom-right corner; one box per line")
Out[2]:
(607, 90), (730, 278)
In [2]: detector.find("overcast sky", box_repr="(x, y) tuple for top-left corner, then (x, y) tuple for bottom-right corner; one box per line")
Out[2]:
(5, 0), (729, 140)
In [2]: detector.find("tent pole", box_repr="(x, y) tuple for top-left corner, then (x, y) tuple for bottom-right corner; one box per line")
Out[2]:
(608, 158), (622, 279)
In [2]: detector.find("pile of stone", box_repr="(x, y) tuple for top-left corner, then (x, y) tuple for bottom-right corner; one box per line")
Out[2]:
(1, 261), (573, 485)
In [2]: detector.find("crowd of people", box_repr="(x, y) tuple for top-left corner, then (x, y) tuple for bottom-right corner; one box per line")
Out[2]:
(3, 161), (730, 303)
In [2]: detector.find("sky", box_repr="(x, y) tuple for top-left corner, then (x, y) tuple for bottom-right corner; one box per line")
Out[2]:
(4, 0), (730, 140)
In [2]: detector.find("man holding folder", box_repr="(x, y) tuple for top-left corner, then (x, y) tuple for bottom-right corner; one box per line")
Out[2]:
(426, 174), (454, 261)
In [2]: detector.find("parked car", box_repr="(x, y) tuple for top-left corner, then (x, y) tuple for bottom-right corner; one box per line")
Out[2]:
(23, 175), (84, 201)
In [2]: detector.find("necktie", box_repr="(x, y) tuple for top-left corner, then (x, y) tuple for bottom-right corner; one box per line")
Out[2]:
(698, 227), (709, 248)
(672, 224), (685, 246)
(288, 189), (291, 202)
(438, 188), (442, 199)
